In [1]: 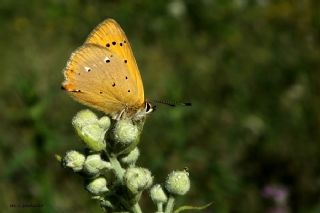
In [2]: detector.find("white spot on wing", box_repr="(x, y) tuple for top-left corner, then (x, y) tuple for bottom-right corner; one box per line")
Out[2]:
(104, 56), (110, 63)
(85, 66), (91, 72)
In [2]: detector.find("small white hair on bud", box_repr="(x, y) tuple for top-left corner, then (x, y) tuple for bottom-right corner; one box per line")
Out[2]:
(86, 177), (108, 195)
(165, 170), (190, 196)
(124, 167), (153, 194)
(62, 150), (85, 172)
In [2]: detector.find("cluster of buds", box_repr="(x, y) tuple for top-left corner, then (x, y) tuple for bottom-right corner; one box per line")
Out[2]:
(58, 109), (206, 213)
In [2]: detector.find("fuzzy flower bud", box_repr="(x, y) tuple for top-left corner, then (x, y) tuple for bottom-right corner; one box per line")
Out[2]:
(72, 109), (98, 126)
(83, 154), (112, 175)
(91, 196), (113, 208)
(124, 167), (153, 194)
(150, 184), (168, 204)
(113, 119), (139, 145)
(98, 116), (111, 129)
(72, 110), (110, 151)
(62, 150), (85, 172)
(100, 200), (113, 208)
(165, 170), (190, 196)
(120, 148), (140, 165)
(107, 119), (141, 155)
(86, 177), (108, 195)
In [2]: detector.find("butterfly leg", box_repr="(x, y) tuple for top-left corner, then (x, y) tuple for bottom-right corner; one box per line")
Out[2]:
(113, 109), (126, 120)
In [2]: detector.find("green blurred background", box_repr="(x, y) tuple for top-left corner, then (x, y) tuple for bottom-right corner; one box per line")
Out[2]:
(1, 0), (320, 212)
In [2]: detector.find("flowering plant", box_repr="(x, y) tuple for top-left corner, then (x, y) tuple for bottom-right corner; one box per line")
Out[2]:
(57, 109), (210, 212)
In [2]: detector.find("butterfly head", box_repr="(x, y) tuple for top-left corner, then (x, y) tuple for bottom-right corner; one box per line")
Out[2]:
(120, 101), (153, 121)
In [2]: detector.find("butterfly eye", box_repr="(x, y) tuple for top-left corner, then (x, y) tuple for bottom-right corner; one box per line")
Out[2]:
(145, 102), (153, 114)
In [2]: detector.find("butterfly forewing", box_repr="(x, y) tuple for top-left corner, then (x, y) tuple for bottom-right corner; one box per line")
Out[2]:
(84, 19), (144, 104)
(62, 44), (141, 115)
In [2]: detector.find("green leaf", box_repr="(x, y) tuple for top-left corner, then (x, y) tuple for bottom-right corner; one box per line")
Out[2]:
(55, 154), (62, 162)
(174, 202), (213, 213)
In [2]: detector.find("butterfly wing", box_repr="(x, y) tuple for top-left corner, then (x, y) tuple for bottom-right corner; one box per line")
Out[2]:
(84, 19), (144, 105)
(62, 44), (142, 116)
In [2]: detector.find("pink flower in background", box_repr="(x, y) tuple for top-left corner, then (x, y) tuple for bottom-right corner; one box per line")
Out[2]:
(262, 184), (290, 213)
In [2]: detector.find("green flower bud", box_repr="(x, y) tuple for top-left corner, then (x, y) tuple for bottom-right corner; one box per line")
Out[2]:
(92, 196), (113, 208)
(165, 170), (190, 196)
(55, 154), (62, 162)
(124, 167), (153, 194)
(78, 124), (106, 151)
(114, 119), (139, 145)
(100, 200), (113, 208)
(120, 148), (140, 165)
(150, 184), (168, 204)
(86, 177), (108, 195)
(72, 110), (110, 151)
(98, 116), (111, 129)
(107, 119), (142, 155)
(83, 154), (112, 175)
(62, 150), (85, 172)
(72, 109), (98, 128)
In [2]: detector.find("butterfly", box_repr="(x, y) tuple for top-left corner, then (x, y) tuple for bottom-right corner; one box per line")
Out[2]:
(62, 19), (153, 121)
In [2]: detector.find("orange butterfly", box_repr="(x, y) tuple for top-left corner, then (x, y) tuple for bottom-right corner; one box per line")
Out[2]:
(62, 19), (153, 120)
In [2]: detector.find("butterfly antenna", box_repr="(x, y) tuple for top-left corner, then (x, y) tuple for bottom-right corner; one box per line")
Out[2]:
(150, 99), (192, 107)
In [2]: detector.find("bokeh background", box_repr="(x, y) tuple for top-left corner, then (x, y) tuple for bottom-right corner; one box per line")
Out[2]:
(1, 0), (320, 212)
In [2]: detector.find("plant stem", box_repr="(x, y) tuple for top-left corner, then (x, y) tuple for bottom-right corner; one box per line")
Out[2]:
(106, 151), (125, 181)
(132, 203), (143, 213)
(164, 196), (175, 213)
(157, 202), (164, 212)
(106, 151), (143, 213)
